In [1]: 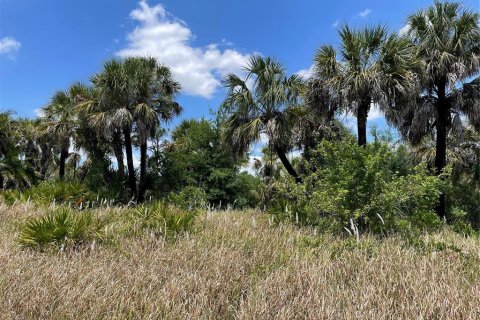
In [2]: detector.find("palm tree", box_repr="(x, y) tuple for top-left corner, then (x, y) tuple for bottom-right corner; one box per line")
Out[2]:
(294, 78), (349, 161)
(396, 1), (480, 218)
(42, 83), (89, 180)
(89, 59), (135, 194)
(0, 112), (34, 189)
(88, 57), (181, 201)
(126, 57), (181, 202)
(314, 25), (418, 146)
(221, 56), (304, 183)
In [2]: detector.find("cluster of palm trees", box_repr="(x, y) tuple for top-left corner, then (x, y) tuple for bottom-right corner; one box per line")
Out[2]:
(0, 57), (181, 203)
(221, 1), (480, 218)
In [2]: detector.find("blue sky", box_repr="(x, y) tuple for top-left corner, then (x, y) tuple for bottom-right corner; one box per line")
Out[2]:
(1, 0), (479, 132)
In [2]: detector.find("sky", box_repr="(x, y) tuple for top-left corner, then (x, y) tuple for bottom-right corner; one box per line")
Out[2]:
(1, 0), (479, 141)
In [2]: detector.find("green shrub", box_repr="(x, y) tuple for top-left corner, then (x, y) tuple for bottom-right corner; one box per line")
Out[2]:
(167, 186), (208, 210)
(2, 181), (96, 207)
(447, 171), (480, 229)
(18, 208), (107, 249)
(269, 139), (444, 234)
(130, 201), (197, 239)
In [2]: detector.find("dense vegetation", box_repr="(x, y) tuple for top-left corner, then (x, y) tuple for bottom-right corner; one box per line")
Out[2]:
(0, 0), (479, 236)
(0, 1), (479, 318)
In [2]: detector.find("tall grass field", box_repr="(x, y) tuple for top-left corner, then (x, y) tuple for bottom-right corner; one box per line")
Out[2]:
(1, 203), (479, 319)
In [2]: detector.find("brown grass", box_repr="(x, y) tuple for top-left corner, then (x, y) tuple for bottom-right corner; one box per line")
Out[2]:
(1, 203), (479, 319)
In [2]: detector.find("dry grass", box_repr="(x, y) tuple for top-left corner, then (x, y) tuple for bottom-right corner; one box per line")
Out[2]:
(1, 203), (480, 319)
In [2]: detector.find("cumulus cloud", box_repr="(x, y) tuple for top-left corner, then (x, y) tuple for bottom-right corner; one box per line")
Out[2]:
(296, 65), (315, 80)
(357, 9), (372, 18)
(117, 1), (251, 98)
(0, 36), (21, 57)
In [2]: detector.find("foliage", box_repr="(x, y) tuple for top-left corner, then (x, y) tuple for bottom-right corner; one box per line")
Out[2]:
(0, 1), (478, 237)
(314, 25), (418, 146)
(2, 181), (96, 207)
(18, 208), (107, 249)
(167, 186), (208, 210)
(0, 112), (37, 188)
(269, 138), (444, 234)
(129, 201), (197, 239)
(159, 118), (262, 208)
(221, 55), (304, 182)
(447, 170), (480, 229)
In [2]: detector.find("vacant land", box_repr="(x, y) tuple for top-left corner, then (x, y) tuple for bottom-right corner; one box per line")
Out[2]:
(1, 203), (479, 319)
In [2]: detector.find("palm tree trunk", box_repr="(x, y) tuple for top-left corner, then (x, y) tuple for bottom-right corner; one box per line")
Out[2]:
(112, 130), (125, 181)
(39, 143), (50, 180)
(274, 146), (302, 183)
(59, 148), (69, 180)
(357, 100), (369, 146)
(137, 142), (148, 203)
(434, 80), (448, 219)
(123, 126), (137, 195)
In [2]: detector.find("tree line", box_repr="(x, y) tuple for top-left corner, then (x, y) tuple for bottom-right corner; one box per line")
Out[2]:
(0, 1), (479, 221)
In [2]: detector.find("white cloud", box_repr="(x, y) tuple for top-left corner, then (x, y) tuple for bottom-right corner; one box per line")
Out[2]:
(357, 9), (372, 18)
(0, 36), (21, 56)
(34, 108), (44, 117)
(332, 19), (340, 28)
(296, 65), (314, 79)
(117, 1), (251, 98)
(399, 24), (410, 36)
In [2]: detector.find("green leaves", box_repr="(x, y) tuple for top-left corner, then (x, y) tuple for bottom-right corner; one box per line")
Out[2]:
(130, 201), (197, 240)
(18, 208), (106, 249)
(269, 138), (444, 234)
(221, 55), (304, 160)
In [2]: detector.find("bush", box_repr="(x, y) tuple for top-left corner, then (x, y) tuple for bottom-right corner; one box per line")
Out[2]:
(18, 208), (107, 249)
(2, 181), (96, 207)
(167, 186), (208, 210)
(269, 139), (444, 234)
(130, 201), (197, 239)
(447, 170), (480, 229)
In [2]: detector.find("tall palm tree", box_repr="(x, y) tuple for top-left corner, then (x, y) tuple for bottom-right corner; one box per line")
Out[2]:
(88, 57), (181, 201)
(126, 57), (181, 202)
(396, 1), (480, 218)
(89, 59), (135, 193)
(314, 25), (418, 146)
(42, 83), (89, 180)
(222, 56), (304, 183)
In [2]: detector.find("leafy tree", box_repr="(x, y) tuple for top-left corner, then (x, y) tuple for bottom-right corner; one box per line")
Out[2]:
(160, 118), (260, 207)
(222, 56), (304, 182)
